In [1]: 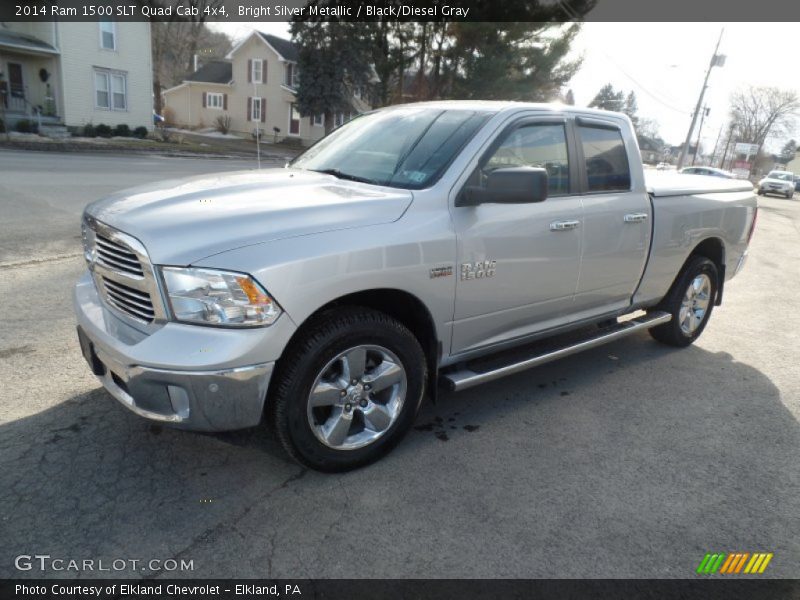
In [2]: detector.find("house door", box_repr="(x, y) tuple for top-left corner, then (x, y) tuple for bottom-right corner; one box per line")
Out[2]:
(289, 104), (300, 135)
(8, 63), (24, 98)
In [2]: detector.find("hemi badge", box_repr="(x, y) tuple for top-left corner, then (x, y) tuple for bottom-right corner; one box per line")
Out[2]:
(429, 266), (453, 279)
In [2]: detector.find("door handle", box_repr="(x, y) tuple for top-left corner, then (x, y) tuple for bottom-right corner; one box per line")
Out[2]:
(550, 220), (580, 231)
(624, 213), (648, 223)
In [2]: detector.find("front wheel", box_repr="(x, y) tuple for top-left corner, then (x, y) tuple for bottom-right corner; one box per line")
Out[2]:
(268, 307), (427, 472)
(650, 256), (718, 347)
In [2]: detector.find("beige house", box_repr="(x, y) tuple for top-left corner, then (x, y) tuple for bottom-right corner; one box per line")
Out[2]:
(163, 31), (372, 145)
(0, 21), (153, 132)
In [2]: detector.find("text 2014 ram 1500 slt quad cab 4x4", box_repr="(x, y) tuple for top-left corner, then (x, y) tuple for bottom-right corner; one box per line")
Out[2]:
(75, 102), (758, 471)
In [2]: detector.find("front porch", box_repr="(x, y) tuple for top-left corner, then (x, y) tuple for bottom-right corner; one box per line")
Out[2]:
(0, 28), (63, 129)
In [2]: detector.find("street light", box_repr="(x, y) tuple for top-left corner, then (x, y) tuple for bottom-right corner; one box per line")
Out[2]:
(676, 29), (726, 170)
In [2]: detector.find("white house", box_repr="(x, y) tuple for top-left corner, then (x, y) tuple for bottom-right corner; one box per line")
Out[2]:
(162, 31), (373, 146)
(0, 21), (153, 132)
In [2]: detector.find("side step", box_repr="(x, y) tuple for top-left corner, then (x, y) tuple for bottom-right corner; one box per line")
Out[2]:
(441, 311), (671, 392)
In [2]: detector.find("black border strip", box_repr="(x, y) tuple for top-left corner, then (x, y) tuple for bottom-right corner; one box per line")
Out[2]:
(3, 0), (800, 22)
(3, 579), (800, 600)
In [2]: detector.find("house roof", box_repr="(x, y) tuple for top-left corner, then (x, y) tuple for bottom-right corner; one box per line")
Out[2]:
(256, 32), (298, 62)
(0, 29), (59, 55)
(185, 60), (232, 84)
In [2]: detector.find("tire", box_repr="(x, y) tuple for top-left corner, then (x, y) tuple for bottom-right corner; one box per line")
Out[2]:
(757, 189), (764, 196)
(268, 307), (427, 472)
(649, 256), (718, 347)
(787, 192), (794, 199)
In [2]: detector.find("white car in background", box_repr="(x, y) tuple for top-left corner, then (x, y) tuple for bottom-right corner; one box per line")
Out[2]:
(757, 170), (795, 198)
(680, 166), (737, 179)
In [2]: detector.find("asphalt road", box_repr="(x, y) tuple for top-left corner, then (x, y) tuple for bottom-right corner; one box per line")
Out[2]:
(1, 149), (799, 579)
(0, 149), (273, 266)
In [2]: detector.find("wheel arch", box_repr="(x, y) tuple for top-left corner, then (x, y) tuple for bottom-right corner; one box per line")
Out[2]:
(273, 288), (441, 405)
(690, 237), (725, 305)
(659, 237), (726, 308)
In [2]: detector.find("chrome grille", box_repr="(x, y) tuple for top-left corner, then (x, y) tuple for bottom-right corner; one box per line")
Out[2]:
(101, 277), (156, 322)
(83, 216), (165, 327)
(95, 234), (144, 277)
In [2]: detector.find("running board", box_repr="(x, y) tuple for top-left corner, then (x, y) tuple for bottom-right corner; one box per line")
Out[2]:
(441, 311), (672, 392)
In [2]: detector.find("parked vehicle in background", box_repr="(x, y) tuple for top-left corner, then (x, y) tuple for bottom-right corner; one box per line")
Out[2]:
(757, 170), (795, 198)
(74, 102), (759, 471)
(680, 166), (736, 179)
(794, 175), (800, 192)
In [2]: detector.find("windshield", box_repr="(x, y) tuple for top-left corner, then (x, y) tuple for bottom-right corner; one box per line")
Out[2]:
(290, 107), (492, 189)
(768, 172), (793, 181)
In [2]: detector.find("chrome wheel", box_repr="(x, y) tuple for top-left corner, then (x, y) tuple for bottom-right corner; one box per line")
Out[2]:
(306, 345), (407, 451)
(678, 273), (712, 335)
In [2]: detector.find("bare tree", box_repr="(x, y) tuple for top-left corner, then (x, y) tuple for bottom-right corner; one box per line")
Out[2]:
(728, 85), (800, 148)
(139, 0), (228, 114)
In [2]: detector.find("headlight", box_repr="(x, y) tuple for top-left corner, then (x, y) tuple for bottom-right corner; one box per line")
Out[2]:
(161, 267), (281, 327)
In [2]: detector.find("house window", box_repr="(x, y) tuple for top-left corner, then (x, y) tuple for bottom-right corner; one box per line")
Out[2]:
(286, 63), (299, 88)
(313, 113), (324, 127)
(334, 112), (345, 128)
(251, 59), (263, 84)
(207, 93), (224, 109)
(353, 85), (363, 99)
(99, 20), (116, 50)
(94, 69), (127, 110)
(289, 104), (301, 135)
(251, 97), (262, 121)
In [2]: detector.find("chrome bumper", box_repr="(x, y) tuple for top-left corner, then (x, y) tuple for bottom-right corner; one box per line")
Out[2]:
(733, 249), (749, 276)
(90, 340), (273, 430)
(74, 271), (291, 431)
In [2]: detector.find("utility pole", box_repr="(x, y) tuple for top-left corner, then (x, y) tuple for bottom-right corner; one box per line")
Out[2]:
(676, 28), (726, 170)
(711, 123), (725, 166)
(691, 106), (710, 166)
(719, 124), (736, 169)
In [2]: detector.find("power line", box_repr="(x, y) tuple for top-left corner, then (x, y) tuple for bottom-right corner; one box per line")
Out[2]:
(597, 51), (692, 115)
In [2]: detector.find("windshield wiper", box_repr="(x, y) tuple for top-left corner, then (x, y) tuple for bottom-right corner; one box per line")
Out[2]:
(311, 168), (380, 186)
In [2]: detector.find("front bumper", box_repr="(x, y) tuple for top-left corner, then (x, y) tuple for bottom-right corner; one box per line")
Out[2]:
(74, 271), (295, 431)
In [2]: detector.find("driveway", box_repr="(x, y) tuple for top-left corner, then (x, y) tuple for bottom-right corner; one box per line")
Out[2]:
(1, 150), (798, 578)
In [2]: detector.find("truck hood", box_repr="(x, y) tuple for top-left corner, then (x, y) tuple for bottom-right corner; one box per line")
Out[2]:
(86, 168), (413, 265)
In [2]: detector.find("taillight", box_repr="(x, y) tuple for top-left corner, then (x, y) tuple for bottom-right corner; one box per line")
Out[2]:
(746, 206), (758, 245)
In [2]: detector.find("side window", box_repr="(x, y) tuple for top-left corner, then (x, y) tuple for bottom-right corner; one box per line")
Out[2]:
(578, 125), (631, 192)
(479, 123), (570, 195)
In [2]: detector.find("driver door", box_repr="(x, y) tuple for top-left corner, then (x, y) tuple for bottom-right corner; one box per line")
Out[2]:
(450, 117), (583, 355)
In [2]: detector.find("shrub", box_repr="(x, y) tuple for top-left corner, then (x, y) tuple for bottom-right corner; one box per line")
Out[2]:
(133, 126), (148, 139)
(82, 123), (96, 137)
(214, 114), (232, 135)
(161, 106), (176, 127)
(95, 124), (112, 138)
(113, 124), (131, 137)
(15, 119), (38, 134)
(0, 118), (5, 133)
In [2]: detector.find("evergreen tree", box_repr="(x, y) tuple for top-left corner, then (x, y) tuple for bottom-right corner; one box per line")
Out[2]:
(588, 84), (624, 111)
(623, 90), (639, 126)
(447, 23), (583, 102)
(290, 20), (373, 133)
(780, 139), (797, 162)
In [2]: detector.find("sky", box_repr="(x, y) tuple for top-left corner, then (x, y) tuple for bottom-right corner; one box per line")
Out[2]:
(208, 21), (800, 152)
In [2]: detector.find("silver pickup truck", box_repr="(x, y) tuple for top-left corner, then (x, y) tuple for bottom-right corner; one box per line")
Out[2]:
(74, 102), (758, 471)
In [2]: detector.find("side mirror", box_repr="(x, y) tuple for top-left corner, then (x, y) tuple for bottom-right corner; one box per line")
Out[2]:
(459, 167), (549, 207)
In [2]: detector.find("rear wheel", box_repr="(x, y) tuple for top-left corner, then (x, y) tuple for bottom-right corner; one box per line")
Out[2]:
(268, 307), (427, 472)
(650, 256), (718, 347)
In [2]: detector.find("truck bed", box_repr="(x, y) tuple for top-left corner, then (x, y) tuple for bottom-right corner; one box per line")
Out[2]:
(644, 172), (755, 197)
